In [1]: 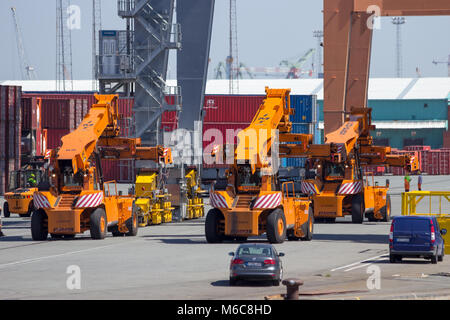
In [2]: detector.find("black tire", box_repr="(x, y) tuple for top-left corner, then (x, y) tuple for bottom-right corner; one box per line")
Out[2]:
(287, 229), (300, 241)
(3, 202), (10, 218)
(438, 246), (444, 262)
(431, 253), (438, 264)
(90, 208), (107, 240)
(229, 277), (237, 286)
(31, 210), (48, 240)
(351, 194), (364, 224)
(125, 210), (139, 237)
(389, 254), (395, 263)
(366, 210), (377, 222)
(301, 207), (314, 241)
(25, 202), (34, 217)
(272, 279), (281, 286)
(111, 226), (124, 237)
(205, 208), (225, 243)
(266, 208), (286, 244)
(381, 195), (391, 222)
(390, 254), (402, 263)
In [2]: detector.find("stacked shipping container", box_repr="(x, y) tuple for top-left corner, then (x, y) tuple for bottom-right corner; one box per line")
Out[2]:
(384, 146), (450, 176)
(0, 86), (22, 195)
(21, 93), (135, 182)
(201, 95), (319, 169)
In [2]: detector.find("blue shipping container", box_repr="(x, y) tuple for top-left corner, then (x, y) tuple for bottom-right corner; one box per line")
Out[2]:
(280, 95), (319, 168)
(290, 95), (317, 124)
(281, 123), (310, 168)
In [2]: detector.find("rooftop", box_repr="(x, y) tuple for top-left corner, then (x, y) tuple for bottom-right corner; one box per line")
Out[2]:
(1, 77), (449, 100)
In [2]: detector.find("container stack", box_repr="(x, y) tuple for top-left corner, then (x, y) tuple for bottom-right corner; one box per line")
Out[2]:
(202, 95), (263, 168)
(283, 95), (319, 168)
(0, 86), (22, 195)
(21, 93), (136, 182)
(200, 94), (319, 169)
(383, 145), (450, 176)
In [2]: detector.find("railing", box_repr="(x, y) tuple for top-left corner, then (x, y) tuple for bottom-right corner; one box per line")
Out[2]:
(104, 181), (118, 197)
(402, 191), (450, 216)
(117, 0), (134, 17)
(97, 54), (135, 79)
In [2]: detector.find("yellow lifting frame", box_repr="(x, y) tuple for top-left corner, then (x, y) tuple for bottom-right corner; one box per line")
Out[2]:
(402, 191), (450, 254)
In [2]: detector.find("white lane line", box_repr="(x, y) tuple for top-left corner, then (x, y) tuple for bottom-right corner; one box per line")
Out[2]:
(330, 253), (387, 272)
(343, 256), (389, 272)
(0, 240), (139, 270)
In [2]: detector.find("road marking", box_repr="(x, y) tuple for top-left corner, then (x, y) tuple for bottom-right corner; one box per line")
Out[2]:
(330, 253), (387, 272)
(0, 240), (139, 270)
(343, 256), (388, 272)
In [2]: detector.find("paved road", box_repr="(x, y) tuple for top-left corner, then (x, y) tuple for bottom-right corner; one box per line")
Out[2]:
(0, 175), (449, 300)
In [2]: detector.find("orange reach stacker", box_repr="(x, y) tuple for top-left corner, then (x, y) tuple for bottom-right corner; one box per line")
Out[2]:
(31, 94), (171, 240)
(206, 88), (314, 244)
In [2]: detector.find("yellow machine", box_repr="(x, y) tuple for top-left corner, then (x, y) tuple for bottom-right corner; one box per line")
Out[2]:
(206, 88), (313, 244)
(3, 158), (47, 218)
(31, 94), (171, 240)
(302, 108), (419, 223)
(401, 191), (450, 254)
(185, 169), (205, 219)
(134, 169), (174, 226)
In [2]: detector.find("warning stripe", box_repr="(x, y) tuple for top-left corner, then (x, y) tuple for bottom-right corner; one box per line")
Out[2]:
(75, 192), (104, 208)
(338, 182), (362, 195)
(254, 193), (282, 209)
(301, 181), (317, 195)
(209, 193), (228, 209)
(33, 194), (51, 209)
(44, 149), (52, 159)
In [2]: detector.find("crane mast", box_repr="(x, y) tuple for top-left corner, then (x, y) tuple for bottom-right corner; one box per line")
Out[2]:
(10, 7), (37, 80)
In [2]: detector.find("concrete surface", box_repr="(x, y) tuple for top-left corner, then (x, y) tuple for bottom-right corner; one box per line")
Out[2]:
(0, 175), (449, 300)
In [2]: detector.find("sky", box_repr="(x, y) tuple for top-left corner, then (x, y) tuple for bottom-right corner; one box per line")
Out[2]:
(0, 0), (449, 81)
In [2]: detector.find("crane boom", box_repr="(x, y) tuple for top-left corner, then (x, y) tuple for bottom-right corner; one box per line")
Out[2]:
(57, 94), (171, 175)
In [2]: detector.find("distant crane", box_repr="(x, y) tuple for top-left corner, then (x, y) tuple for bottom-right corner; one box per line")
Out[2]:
(10, 7), (37, 80)
(279, 48), (315, 79)
(392, 17), (406, 78)
(56, 0), (74, 91)
(92, 0), (102, 91)
(312, 30), (323, 78)
(228, 0), (239, 94)
(213, 49), (315, 80)
(432, 55), (450, 77)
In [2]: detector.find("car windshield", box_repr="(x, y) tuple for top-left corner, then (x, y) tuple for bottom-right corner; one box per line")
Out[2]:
(237, 246), (272, 256)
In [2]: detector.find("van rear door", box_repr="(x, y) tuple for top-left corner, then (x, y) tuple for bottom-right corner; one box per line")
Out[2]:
(394, 218), (431, 252)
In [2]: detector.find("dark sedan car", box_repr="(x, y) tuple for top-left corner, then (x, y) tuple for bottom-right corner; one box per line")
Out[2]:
(229, 243), (284, 286)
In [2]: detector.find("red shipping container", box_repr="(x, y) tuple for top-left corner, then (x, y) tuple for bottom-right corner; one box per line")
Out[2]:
(202, 123), (249, 167)
(46, 128), (71, 150)
(101, 159), (134, 183)
(203, 95), (264, 123)
(0, 85), (22, 194)
(404, 145), (431, 152)
(161, 111), (178, 132)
